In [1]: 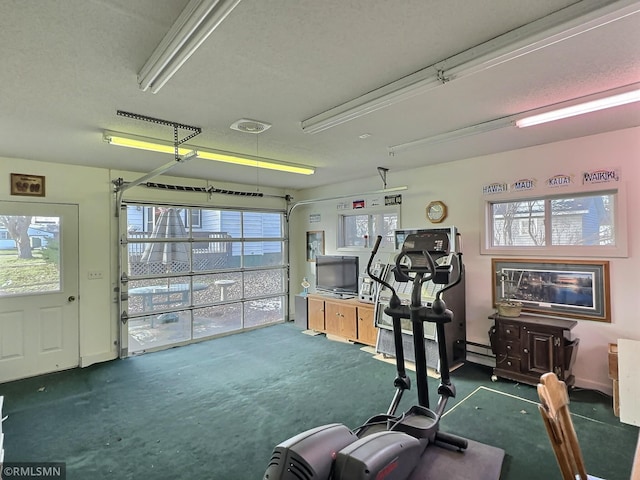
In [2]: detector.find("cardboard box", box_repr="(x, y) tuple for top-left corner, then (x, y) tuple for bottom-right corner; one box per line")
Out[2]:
(609, 343), (619, 380)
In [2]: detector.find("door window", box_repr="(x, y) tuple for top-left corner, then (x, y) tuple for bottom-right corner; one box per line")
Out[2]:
(0, 215), (61, 296)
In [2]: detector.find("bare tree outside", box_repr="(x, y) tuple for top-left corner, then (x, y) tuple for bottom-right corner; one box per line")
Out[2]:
(0, 215), (33, 258)
(491, 194), (614, 248)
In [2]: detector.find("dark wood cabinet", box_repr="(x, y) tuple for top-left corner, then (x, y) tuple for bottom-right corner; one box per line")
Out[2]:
(489, 314), (579, 387)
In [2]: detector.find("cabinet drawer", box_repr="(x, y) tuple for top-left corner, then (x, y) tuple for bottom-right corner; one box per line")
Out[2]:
(497, 340), (520, 356)
(498, 322), (520, 340)
(498, 356), (522, 373)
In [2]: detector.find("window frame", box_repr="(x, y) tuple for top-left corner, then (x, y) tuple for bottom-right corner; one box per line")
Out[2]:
(481, 184), (628, 258)
(337, 207), (400, 251)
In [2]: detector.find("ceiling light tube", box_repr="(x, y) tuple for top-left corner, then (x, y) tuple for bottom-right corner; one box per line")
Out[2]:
(301, 0), (640, 134)
(389, 117), (515, 154)
(516, 89), (640, 128)
(301, 73), (441, 134)
(138, 0), (242, 94)
(103, 132), (315, 175)
(195, 150), (315, 175)
(104, 132), (194, 156)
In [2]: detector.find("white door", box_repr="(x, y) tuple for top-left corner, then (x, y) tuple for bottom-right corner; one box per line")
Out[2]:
(0, 202), (79, 382)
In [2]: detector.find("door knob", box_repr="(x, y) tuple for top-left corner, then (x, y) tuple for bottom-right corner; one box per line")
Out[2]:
(68, 295), (76, 302)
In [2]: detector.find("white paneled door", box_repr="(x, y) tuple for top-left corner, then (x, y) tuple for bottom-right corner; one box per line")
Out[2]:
(0, 202), (79, 382)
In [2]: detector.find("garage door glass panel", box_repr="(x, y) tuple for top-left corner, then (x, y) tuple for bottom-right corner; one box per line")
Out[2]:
(128, 276), (192, 314)
(193, 304), (242, 338)
(243, 241), (284, 267)
(128, 310), (192, 352)
(245, 297), (284, 328)
(192, 236), (233, 272)
(243, 212), (282, 237)
(244, 269), (284, 297)
(191, 272), (242, 305)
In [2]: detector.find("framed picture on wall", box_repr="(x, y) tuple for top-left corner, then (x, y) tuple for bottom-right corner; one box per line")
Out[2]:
(10, 173), (46, 197)
(306, 231), (324, 262)
(492, 258), (611, 322)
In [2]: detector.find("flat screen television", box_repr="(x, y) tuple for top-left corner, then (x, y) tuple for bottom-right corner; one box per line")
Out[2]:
(315, 255), (359, 296)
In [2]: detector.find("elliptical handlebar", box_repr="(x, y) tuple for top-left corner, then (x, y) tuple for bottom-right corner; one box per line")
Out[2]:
(367, 235), (393, 293)
(367, 235), (401, 309)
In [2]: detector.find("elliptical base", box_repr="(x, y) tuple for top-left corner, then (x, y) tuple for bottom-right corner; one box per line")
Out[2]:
(264, 423), (356, 480)
(333, 431), (422, 480)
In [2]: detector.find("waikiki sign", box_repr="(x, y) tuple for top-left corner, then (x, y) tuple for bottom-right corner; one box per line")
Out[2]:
(583, 168), (620, 184)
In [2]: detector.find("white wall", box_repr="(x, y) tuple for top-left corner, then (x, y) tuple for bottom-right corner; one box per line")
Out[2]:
(291, 126), (640, 393)
(1, 157), (115, 366)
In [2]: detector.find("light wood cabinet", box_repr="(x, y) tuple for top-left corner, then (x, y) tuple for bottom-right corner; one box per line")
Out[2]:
(357, 305), (377, 347)
(308, 296), (326, 332)
(325, 300), (357, 340)
(307, 295), (376, 346)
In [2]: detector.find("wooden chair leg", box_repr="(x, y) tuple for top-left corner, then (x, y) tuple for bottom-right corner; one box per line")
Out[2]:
(538, 405), (574, 480)
(538, 372), (590, 480)
(632, 433), (640, 480)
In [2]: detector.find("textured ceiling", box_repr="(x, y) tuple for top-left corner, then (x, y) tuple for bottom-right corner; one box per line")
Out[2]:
(0, 0), (639, 190)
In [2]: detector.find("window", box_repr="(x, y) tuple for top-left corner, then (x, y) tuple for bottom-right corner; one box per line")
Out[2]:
(0, 214), (61, 296)
(338, 211), (398, 249)
(182, 209), (202, 229)
(144, 207), (202, 231)
(485, 189), (626, 256)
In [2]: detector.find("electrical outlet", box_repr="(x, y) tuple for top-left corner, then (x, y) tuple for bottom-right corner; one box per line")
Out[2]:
(87, 271), (103, 280)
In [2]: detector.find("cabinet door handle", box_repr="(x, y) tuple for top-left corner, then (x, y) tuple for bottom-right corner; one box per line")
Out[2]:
(505, 329), (511, 334)
(506, 345), (511, 351)
(523, 348), (528, 354)
(507, 361), (512, 366)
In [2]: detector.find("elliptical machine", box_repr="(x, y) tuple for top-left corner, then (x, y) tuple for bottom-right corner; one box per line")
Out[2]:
(264, 229), (467, 480)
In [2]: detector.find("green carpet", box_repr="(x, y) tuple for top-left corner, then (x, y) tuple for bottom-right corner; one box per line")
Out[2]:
(1, 323), (637, 479)
(440, 386), (636, 479)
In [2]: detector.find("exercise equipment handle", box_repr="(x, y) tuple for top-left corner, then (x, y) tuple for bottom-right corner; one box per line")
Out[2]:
(367, 236), (396, 299)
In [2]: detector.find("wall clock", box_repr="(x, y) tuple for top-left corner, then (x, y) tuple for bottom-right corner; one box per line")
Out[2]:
(426, 200), (447, 223)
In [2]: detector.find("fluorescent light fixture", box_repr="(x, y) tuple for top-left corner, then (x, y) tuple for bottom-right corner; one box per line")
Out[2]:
(301, 0), (640, 134)
(103, 131), (315, 175)
(516, 89), (640, 128)
(138, 0), (242, 94)
(389, 84), (640, 153)
(389, 117), (515, 154)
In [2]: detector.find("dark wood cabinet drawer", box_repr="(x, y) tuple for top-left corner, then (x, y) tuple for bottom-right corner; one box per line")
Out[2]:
(503, 340), (520, 356)
(498, 322), (520, 340)
(498, 356), (521, 373)
(495, 338), (520, 355)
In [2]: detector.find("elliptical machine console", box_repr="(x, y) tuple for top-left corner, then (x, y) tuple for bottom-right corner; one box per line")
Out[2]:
(264, 229), (467, 480)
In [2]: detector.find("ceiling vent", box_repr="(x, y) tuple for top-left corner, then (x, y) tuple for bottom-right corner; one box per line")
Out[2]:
(230, 119), (272, 134)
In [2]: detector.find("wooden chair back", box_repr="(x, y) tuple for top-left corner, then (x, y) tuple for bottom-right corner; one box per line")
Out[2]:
(537, 372), (589, 480)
